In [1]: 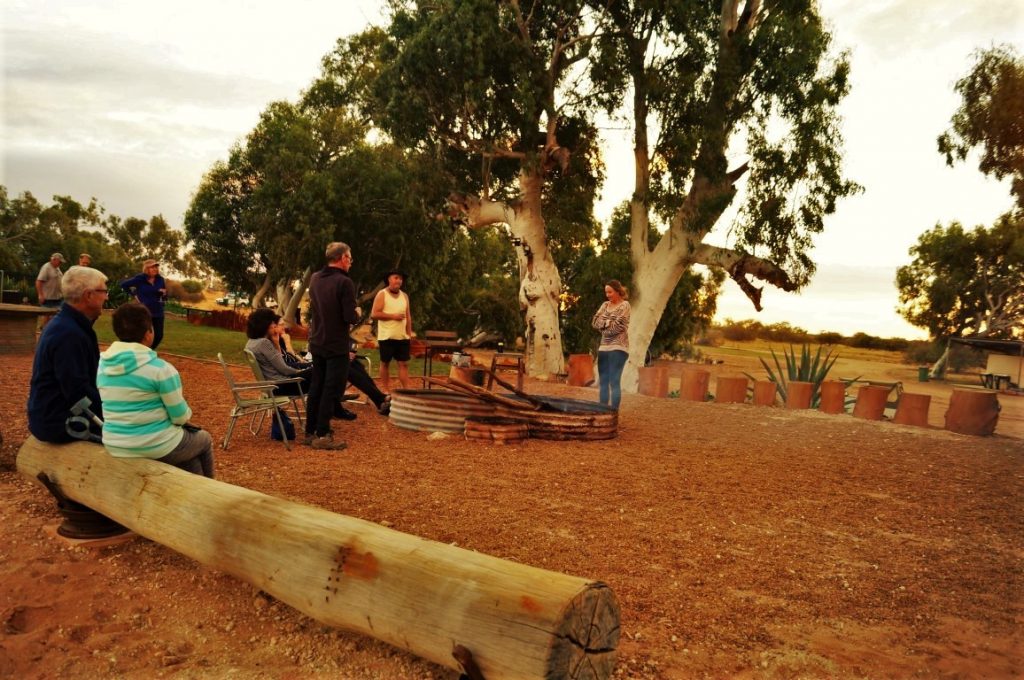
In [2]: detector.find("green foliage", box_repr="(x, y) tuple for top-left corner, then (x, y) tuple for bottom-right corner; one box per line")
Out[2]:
(181, 279), (204, 294)
(896, 213), (1024, 340)
(938, 44), (1024, 209)
(594, 1), (861, 288)
(749, 344), (840, 407)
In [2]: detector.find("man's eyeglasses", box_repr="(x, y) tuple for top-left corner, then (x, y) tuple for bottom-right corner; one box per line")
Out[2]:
(90, 288), (109, 296)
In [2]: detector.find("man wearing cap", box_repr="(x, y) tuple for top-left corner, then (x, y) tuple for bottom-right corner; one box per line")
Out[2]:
(119, 259), (167, 350)
(371, 269), (414, 391)
(304, 242), (361, 451)
(36, 253), (66, 308)
(78, 253), (92, 267)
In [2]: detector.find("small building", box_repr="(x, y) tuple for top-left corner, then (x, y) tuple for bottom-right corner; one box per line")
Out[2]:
(951, 337), (1024, 389)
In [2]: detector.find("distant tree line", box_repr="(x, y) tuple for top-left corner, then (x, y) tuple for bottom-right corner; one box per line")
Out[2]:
(0, 186), (204, 304)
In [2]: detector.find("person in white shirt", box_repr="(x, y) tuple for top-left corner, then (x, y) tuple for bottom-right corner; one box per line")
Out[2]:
(371, 269), (414, 392)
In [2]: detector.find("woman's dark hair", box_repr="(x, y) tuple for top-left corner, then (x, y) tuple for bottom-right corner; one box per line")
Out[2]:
(112, 302), (152, 343)
(246, 308), (281, 339)
(605, 279), (629, 300)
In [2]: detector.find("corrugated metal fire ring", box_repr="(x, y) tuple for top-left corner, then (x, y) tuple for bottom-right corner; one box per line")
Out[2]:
(390, 389), (497, 433)
(495, 396), (618, 440)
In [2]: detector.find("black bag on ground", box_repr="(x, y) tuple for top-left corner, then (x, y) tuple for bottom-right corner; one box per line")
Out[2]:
(270, 410), (296, 441)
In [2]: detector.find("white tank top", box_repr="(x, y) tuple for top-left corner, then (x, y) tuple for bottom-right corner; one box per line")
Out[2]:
(377, 290), (409, 341)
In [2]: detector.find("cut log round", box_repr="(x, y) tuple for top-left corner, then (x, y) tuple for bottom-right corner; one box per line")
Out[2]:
(818, 381), (847, 415)
(893, 392), (931, 427)
(752, 380), (777, 406)
(637, 366), (668, 398)
(785, 381), (813, 409)
(715, 376), (748, 404)
(944, 389), (1000, 436)
(17, 437), (620, 679)
(567, 354), (594, 387)
(679, 368), (710, 402)
(852, 385), (889, 420)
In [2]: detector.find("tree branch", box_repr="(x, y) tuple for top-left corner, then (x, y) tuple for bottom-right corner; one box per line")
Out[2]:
(447, 192), (516, 229)
(694, 243), (798, 311)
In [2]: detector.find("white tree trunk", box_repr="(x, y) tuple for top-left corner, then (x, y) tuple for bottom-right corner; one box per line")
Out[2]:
(252, 273), (273, 309)
(281, 268), (312, 326)
(453, 169), (566, 378)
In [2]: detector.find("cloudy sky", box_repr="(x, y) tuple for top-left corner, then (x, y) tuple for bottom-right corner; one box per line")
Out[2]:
(2, 1), (1020, 338)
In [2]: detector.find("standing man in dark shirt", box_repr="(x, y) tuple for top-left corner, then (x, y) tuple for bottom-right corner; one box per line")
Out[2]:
(27, 266), (109, 442)
(119, 259), (167, 350)
(304, 242), (360, 450)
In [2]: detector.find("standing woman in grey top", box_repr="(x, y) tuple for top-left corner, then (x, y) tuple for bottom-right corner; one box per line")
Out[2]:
(591, 279), (631, 409)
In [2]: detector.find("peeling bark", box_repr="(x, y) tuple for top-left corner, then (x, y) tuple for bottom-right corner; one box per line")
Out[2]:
(448, 169), (565, 378)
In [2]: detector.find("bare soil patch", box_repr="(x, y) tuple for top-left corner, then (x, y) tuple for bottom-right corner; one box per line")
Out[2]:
(1, 351), (1021, 679)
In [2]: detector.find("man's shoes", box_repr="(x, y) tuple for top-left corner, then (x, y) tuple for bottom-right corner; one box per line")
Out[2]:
(377, 395), (392, 416)
(301, 433), (316, 446)
(311, 433), (347, 450)
(333, 407), (358, 421)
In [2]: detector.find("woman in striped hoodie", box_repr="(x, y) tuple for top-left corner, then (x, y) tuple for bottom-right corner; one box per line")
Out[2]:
(97, 303), (214, 478)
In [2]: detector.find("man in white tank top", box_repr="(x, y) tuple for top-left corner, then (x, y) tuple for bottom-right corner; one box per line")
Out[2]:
(371, 270), (414, 391)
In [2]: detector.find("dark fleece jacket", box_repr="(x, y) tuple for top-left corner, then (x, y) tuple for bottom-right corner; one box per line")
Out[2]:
(308, 265), (359, 357)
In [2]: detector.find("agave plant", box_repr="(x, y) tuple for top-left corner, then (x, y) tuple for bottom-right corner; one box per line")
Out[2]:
(746, 344), (841, 407)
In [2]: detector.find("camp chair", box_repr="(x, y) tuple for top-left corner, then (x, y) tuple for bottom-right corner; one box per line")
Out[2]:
(421, 330), (462, 388)
(217, 352), (299, 451)
(243, 348), (307, 424)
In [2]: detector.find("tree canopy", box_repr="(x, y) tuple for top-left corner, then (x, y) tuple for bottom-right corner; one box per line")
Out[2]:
(938, 44), (1024, 209)
(896, 213), (1024, 340)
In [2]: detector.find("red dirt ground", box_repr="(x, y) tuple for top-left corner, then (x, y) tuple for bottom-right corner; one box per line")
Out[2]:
(1, 350), (1021, 679)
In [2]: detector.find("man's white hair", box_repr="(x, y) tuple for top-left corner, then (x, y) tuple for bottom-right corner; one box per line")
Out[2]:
(62, 266), (108, 302)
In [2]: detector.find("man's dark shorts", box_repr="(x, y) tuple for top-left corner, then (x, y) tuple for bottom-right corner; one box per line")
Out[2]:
(379, 339), (411, 363)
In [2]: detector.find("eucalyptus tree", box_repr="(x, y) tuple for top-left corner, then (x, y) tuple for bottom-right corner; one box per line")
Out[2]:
(593, 0), (860, 387)
(938, 44), (1024, 209)
(897, 214), (1024, 375)
(339, 0), (605, 376)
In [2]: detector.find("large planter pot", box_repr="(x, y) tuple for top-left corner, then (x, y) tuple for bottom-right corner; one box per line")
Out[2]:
(679, 368), (710, 402)
(715, 376), (748, 404)
(818, 380), (847, 414)
(944, 389), (999, 436)
(893, 392), (931, 427)
(567, 354), (594, 387)
(852, 385), (889, 420)
(785, 381), (814, 409)
(752, 380), (777, 406)
(638, 366), (668, 398)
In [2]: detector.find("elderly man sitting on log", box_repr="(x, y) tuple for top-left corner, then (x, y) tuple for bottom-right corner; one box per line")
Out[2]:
(27, 266), (109, 443)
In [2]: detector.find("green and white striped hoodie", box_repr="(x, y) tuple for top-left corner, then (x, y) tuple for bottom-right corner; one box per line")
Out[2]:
(97, 341), (191, 458)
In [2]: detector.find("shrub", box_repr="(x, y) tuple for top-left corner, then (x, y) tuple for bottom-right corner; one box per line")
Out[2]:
(181, 279), (204, 294)
(166, 279), (203, 303)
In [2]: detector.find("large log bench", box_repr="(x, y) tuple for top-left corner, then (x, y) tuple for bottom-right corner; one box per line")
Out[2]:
(17, 437), (619, 680)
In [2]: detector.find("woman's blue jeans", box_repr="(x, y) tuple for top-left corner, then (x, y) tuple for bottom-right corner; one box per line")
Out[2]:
(597, 349), (628, 409)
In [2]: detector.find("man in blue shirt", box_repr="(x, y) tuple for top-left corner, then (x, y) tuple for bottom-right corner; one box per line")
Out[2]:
(119, 259), (167, 350)
(27, 266), (109, 443)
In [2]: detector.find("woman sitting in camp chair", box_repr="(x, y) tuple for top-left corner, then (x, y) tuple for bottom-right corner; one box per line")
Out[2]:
(245, 310), (374, 420)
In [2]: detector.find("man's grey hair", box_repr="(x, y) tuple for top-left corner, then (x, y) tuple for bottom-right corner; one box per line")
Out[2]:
(325, 241), (350, 263)
(62, 266), (108, 302)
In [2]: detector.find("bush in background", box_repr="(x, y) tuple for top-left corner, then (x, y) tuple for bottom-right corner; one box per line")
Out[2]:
(166, 279), (203, 303)
(181, 279), (204, 294)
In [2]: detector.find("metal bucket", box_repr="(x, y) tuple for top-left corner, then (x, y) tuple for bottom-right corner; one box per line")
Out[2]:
(390, 389), (497, 433)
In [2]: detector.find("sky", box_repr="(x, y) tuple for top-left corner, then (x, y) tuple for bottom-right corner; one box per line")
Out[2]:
(2, 1), (1021, 339)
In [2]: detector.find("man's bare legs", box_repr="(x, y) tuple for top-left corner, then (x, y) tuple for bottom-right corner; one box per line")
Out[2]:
(379, 361), (392, 393)
(397, 361), (411, 389)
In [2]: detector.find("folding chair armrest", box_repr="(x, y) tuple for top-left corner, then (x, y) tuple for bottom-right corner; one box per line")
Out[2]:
(233, 380), (287, 389)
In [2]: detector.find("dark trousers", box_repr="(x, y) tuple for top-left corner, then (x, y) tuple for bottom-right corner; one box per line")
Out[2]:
(349, 358), (386, 408)
(151, 315), (165, 352)
(306, 354), (350, 437)
(598, 349), (629, 409)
